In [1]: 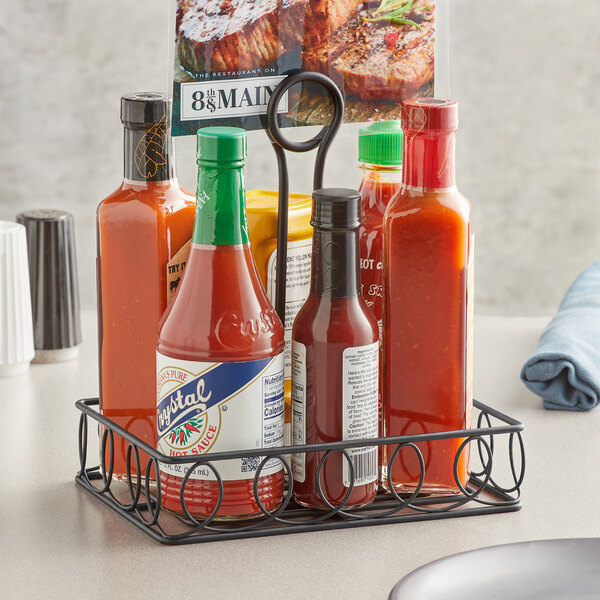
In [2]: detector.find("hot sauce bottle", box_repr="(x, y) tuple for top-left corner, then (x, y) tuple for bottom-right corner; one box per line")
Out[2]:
(156, 127), (285, 519)
(358, 120), (403, 451)
(97, 93), (195, 480)
(292, 189), (379, 510)
(383, 99), (473, 495)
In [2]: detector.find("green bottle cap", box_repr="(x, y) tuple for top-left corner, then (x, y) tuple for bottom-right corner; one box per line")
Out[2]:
(358, 120), (403, 166)
(197, 126), (247, 165)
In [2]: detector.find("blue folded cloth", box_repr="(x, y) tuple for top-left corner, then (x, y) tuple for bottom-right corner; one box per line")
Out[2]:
(521, 261), (600, 411)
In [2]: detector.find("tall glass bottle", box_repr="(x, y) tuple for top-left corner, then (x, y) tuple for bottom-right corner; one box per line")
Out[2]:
(383, 99), (473, 495)
(359, 121), (403, 338)
(358, 121), (403, 453)
(292, 188), (379, 510)
(157, 127), (285, 520)
(97, 93), (195, 480)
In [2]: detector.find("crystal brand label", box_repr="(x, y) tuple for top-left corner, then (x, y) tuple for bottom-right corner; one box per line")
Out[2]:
(157, 353), (284, 481)
(180, 76), (288, 121)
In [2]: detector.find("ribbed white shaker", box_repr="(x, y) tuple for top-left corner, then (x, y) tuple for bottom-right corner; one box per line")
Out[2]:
(0, 221), (35, 376)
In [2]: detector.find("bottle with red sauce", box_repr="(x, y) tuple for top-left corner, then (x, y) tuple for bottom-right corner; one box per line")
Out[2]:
(156, 127), (285, 520)
(358, 120), (403, 447)
(97, 93), (195, 480)
(383, 99), (473, 495)
(292, 188), (379, 510)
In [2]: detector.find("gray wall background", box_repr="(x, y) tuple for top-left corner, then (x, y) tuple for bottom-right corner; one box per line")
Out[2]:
(1, 0), (599, 315)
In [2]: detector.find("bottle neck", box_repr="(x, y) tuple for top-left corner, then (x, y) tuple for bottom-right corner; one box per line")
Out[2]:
(192, 162), (249, 245)
(360, 164), (403, 184)
(123, 125), (174, 182)
(311, 227), (360, 298)
(360, 164), (404, 216)
(403, 130), (456, 189)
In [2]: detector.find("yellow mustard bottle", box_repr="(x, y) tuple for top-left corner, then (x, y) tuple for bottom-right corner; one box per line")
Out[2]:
(246, 190), (313, 444)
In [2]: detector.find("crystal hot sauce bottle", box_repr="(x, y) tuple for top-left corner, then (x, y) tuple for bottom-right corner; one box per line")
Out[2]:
(383, 99), (473, 495)
(97, 93), (195, 479)
(292, 189), (379, 510)
(157, 127), (285, 519)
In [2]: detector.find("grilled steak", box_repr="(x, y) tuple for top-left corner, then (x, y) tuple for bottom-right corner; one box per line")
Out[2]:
(177, 0), (362, 74)
(303, 1), (435, 101)
(176, 0), (196, 31)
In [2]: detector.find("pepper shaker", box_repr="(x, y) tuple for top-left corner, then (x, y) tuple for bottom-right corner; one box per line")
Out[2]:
(16, 209), (82, 362)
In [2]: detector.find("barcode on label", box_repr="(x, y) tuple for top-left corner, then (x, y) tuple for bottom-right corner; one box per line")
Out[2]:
(343, 447), (377, 487)
(241, 456), (262, 473)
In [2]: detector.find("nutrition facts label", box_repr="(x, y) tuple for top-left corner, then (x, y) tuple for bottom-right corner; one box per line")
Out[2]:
(342, 342), (379, 487)
(267, 238), (312, 379)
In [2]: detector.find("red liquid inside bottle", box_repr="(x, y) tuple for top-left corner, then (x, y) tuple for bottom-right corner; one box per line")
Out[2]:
(97, 94), (195, 480)
(383, 99), (473, 495)
(357, 121), (403, 459)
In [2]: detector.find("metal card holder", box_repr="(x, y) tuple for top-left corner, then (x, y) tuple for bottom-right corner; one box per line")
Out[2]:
(76, 73), (525, 545)
(265, 71), (344, 323)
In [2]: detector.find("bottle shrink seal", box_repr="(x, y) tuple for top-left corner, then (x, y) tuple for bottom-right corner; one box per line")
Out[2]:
(311, 188), (361, 230)
(401, 98), (458, 132)
(121, 93), (170, 128)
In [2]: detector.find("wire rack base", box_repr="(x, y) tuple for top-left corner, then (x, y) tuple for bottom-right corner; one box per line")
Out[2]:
(76, 398), (524, 545)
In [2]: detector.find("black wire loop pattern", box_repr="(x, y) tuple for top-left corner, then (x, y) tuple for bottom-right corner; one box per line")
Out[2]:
(75, 398), (525, 545)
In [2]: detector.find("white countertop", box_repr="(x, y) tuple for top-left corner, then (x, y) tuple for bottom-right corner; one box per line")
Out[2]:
(1, 311), (599, 599)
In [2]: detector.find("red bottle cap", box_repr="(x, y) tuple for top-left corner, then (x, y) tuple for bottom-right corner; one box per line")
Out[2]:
(401, 99), (458, 133)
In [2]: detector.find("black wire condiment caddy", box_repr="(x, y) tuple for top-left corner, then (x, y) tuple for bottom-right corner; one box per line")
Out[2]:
(75, 73), (525, 545)
(76, 397), (524, 545)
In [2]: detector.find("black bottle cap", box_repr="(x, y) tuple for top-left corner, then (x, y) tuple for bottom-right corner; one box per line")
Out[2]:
(120, 93), (170, 127)
(311, 188), (361, 230)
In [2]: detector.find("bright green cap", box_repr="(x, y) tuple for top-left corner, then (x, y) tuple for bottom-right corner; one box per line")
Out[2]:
(358, 120), (403, 166)
(197, 126), (247, 164)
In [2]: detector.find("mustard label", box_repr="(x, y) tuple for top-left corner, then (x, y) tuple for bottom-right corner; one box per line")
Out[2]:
(267, 238), (312, 379)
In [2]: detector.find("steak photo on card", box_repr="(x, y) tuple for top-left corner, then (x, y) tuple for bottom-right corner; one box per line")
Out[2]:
(171, 0), (435, 135)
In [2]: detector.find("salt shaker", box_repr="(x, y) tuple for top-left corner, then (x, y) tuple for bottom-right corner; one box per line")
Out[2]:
(0, 221), (35, 376)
